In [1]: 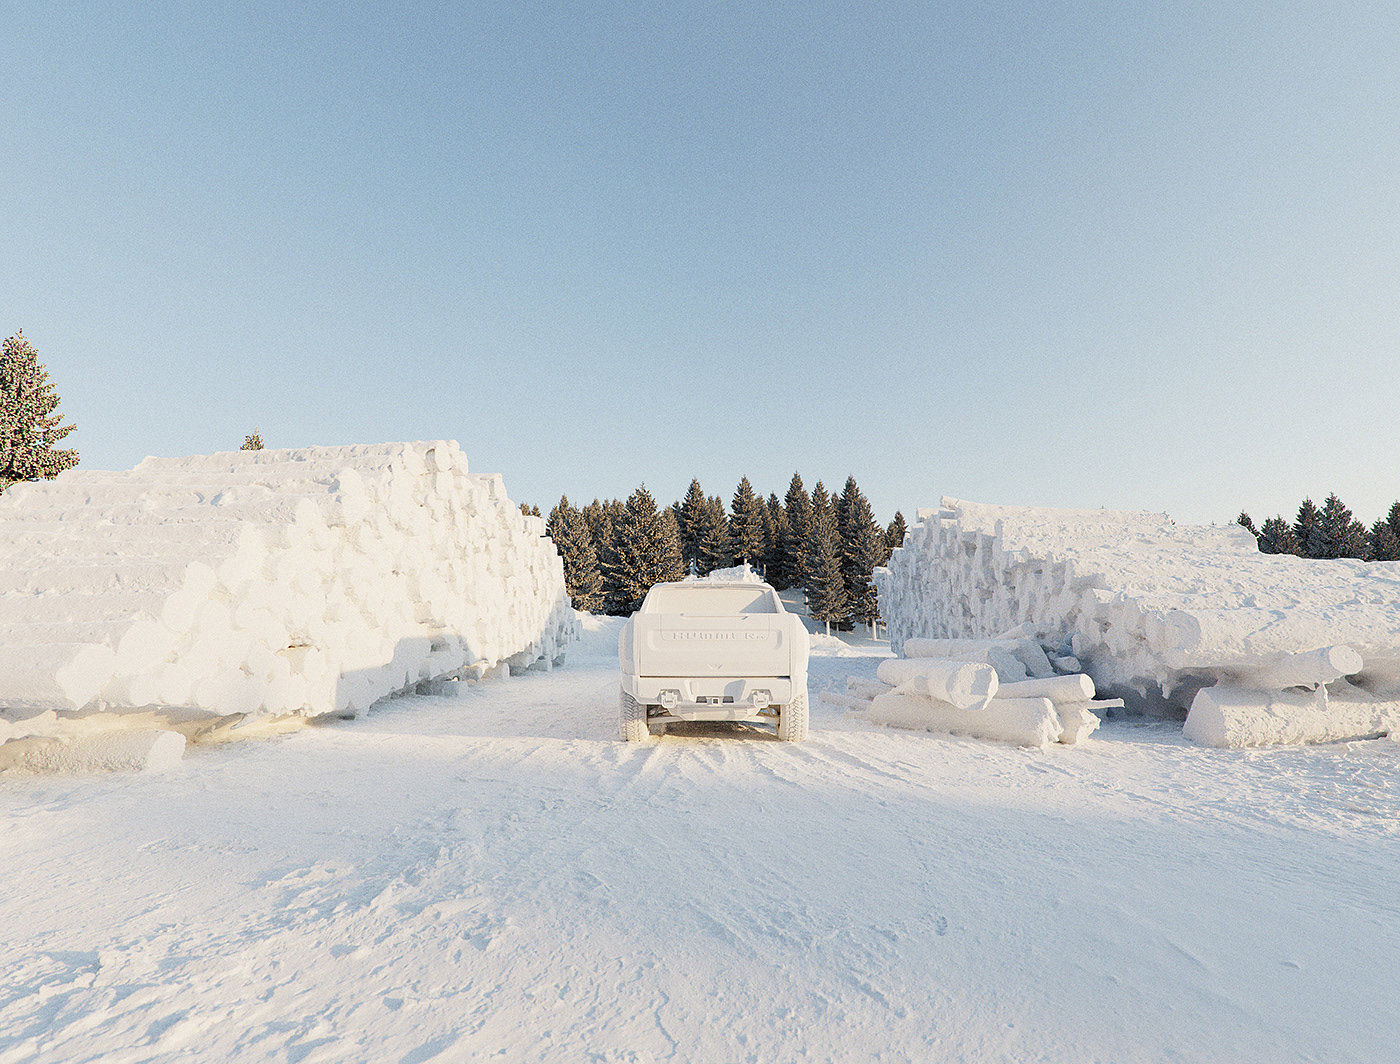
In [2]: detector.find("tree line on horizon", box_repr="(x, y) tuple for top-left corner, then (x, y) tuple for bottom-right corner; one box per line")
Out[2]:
(1237, 494), (1400, 561)
(531, 475), (907, 628)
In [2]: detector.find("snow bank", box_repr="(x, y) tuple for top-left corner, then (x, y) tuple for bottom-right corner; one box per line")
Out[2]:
(876, 498), (1400, 746)
(0, 442), (578, 732)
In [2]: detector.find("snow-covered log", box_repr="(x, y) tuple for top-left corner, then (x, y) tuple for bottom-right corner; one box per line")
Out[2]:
(876, 497), (1400, 746)
(875, 658), (998, 710)
(0, 442), (577, 724)
(861, 692), (1062, 750)
(996, 674), (1096, 703)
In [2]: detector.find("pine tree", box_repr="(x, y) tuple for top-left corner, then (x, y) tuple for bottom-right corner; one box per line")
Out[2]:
(1258, 515), (1298, 556)
(782, 473), (813, 591)
(1311, 493), (1369, 559)
(729, 475), (766, 567)
(519, 501), (541, 518)
(803, 482), (848, 634)
(1237, 511), (1258, 540)
(763, 493), (788, 584)
(676, 478), (707, 574)
(609, 486), (686, 614)
(1369, 501), (1400, 562)
(696, 495), (734, 575)
(837, 477), (883, 628)
(0, 331), (78, 491)
(883, 511), (907, 564)
(241, 429), (264, 451)
(546, 495), (606, 612)
(1293, 498), (1321, 558)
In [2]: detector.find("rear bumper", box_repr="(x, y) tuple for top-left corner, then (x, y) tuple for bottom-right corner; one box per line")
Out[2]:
(622, 675), (796, 721)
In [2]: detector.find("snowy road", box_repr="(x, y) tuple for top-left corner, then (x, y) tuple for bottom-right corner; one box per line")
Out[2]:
(4, 621), (1399, 1063)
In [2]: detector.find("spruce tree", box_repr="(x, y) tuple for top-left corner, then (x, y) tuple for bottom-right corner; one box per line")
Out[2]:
(803, 482), (848, 634)
(242, 429), (264, 451)
(782, 473), (813, 591)
(729, 475), (766, 567)
(609, 485), (686, 614)
(1258, 516), (1298, 556)
(1293, 498), (1321, 558)
(0, 331), (78, 492)
(1236, 512), (1258, 540)
(546, 495), (606, 612)
(764, 493), (788, 585)
(696, 495), (734, 575)
(1369, 502), (1400, 562)
(676, 478), (707, 574)
(837, 477), (883, 629)
(1311, 493), (1369, 559)
(883, 511), (908, 563)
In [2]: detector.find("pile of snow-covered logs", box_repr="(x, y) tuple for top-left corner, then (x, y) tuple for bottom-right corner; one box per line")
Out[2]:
(829, 630), (1117, 749)
(876, 498), (1400, 748)
(0, 441), (577, 759)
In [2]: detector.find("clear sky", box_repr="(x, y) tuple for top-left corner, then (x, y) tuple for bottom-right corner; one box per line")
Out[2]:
(4, 1), (1397, 528)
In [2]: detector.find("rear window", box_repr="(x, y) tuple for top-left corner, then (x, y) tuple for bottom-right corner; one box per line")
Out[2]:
(643, 586), (779, 615)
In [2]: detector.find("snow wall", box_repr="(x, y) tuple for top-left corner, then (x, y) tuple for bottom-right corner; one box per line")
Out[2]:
(0, 441), (578, 721)
(875, 498), (1400, 747)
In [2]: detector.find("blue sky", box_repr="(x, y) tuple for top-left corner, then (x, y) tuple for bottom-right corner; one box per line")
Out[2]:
(4, 1), (1397, 527)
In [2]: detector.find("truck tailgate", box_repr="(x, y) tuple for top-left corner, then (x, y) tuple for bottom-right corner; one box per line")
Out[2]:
(635, 614), (791, 677)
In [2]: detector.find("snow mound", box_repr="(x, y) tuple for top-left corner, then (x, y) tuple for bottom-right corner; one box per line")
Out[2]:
(0, 442), (577, 723)
(876, 498), (1400, 746)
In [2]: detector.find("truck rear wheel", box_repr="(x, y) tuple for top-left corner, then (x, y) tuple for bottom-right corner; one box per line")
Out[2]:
(777, 691), (809, 742)
(620, 689), (649, 742)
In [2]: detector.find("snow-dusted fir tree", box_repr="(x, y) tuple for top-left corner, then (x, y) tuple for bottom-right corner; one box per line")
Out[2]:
(883, 511), (907, 563)
(609, 486), (686, 614)
(676, 478), (707, 574)
(1236, 512), (1258, 540)
(547, 496), (606, 613)
(803, 482), (848, 634)
(1310, 494), (1368, 559)
(242, 429), (264, 451)
(1370, 502), (1400, 562)
(0, 331), (78, 492)
(837, 477), (883, 629)
(1292, 499), (1321, 558)
(696, 495), (733, 575)
(1258, 515), (1298, 556)
(782, 473), (813, 590)
(763, 493), (787, 584)
(729, 475), (766, 567)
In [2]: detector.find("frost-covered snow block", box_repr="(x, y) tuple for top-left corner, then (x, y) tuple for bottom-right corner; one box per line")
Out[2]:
(876, 497), (1400, 746)
(0, 441), (577, 720)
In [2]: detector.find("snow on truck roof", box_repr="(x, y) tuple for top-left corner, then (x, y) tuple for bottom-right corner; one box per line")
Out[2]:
(642, 582), (782, 614)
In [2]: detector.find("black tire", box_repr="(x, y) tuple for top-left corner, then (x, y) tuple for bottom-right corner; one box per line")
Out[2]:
(777, 691), (809, 742)
(620, 689), (649, 742)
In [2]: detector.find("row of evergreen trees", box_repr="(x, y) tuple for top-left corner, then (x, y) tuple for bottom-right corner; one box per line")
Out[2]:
(539, 475), (907, 627)
(1238, 494), (1400, 561)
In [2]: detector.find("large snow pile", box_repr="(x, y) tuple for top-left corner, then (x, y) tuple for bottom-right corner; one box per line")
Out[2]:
(877, 498), (1400, 747)
(0, 441), (577, 725)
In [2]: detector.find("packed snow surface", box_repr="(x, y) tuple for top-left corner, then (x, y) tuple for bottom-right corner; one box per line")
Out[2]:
(877, 498), (1400, 745)
(0, 442), (576, 723)
(2, 625), (1396, 1063)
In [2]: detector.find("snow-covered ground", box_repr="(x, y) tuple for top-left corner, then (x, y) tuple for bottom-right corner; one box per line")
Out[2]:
(3, 618), (1398, 1063)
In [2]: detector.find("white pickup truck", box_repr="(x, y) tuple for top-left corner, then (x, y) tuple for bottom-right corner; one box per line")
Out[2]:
(618, 579), (811, 742)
